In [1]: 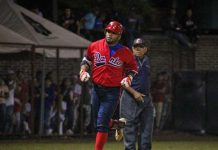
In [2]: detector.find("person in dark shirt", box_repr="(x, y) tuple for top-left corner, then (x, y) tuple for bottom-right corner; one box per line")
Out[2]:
(182, 8), (199, 43)
(59, 8), (80, 34)
(151, 72), (169, 132)
(162, 8), (194, 49)
(119, 38), (154, 150)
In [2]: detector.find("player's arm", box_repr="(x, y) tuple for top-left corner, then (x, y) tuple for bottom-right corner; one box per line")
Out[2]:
(80, 56), (91, 82)
(122, 85), (145, 103)
(121, 48), (138, 87)
(80, 63), (89, 72)
(125, 60), (138, 80)
(120, 72), (135, 88)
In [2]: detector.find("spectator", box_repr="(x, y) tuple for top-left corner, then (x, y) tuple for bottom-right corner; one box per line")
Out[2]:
(92, 12), (107, 40)
(5, 70), (17, 135)
(33, 70), (42, 134)
(59, 77), (74, 135)
(94, 12), (106, 30)
(71, 74), (82, 134)
(151, 71), (170, 132)
(182, 8), (199, 43)
(162, 8), (194, 49)
(59, 8), (80, 34)
(80, 7), (99, 41)
(81, 81), (92, 135)
(45, 71), (57, 97)
(0, 78), (9, 135)
(22, 101), (31, 135)
(49, 95), (67, 135)
(14, 71), (29, 134)
(44, 78), (56, 135)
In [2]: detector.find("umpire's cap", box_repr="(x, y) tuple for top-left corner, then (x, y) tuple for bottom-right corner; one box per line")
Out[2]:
(133, 38), (151, 48)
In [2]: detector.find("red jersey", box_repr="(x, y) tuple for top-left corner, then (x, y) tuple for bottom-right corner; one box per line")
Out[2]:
(85, 39), (138, 87)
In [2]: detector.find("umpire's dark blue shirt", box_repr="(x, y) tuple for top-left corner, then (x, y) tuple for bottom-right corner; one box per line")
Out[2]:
(131, 55), (150, 95)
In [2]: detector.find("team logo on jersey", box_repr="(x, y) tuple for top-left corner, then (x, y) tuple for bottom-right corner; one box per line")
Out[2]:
(108, 57), (123, 67)
(94, 52), (106, 66)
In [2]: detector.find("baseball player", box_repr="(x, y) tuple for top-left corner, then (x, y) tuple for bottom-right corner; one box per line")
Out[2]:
(79, 21), (138, 150)
(120, 38), (154, 150)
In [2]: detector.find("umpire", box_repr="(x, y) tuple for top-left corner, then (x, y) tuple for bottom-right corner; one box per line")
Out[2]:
(120, 38), (154, 150)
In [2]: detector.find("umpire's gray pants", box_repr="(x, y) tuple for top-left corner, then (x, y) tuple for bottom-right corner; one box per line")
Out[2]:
(120, 91), (154, 150)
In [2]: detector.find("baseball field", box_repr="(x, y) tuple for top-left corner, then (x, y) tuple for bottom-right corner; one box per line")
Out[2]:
(0, 132), (218, 150)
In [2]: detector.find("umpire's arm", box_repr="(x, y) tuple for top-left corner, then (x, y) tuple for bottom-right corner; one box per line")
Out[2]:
(122, 85), (145, 103)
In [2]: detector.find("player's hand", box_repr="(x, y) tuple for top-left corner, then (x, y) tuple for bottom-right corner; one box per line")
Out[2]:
(121, 76), (133, 87)
(80, 69), (90, 82)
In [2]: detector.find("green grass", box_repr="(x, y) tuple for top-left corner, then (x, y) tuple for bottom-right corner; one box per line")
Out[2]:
(0, 141), (218, 150)
(153, 141), (218, 150)
(0, 136), (218, 150)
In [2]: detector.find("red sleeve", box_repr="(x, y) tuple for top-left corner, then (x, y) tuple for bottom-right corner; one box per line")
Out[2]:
(124, 49), (138, 75)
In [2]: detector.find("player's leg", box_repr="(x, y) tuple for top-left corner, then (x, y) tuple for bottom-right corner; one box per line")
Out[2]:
(91, 87), (100, 131)
(91, 87), (103, 150)
(94, 87), (120, 150)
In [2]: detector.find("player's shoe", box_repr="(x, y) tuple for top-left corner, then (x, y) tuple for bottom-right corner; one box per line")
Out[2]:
(111, 118), (127, 130)
(115, 129), (123, 141)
